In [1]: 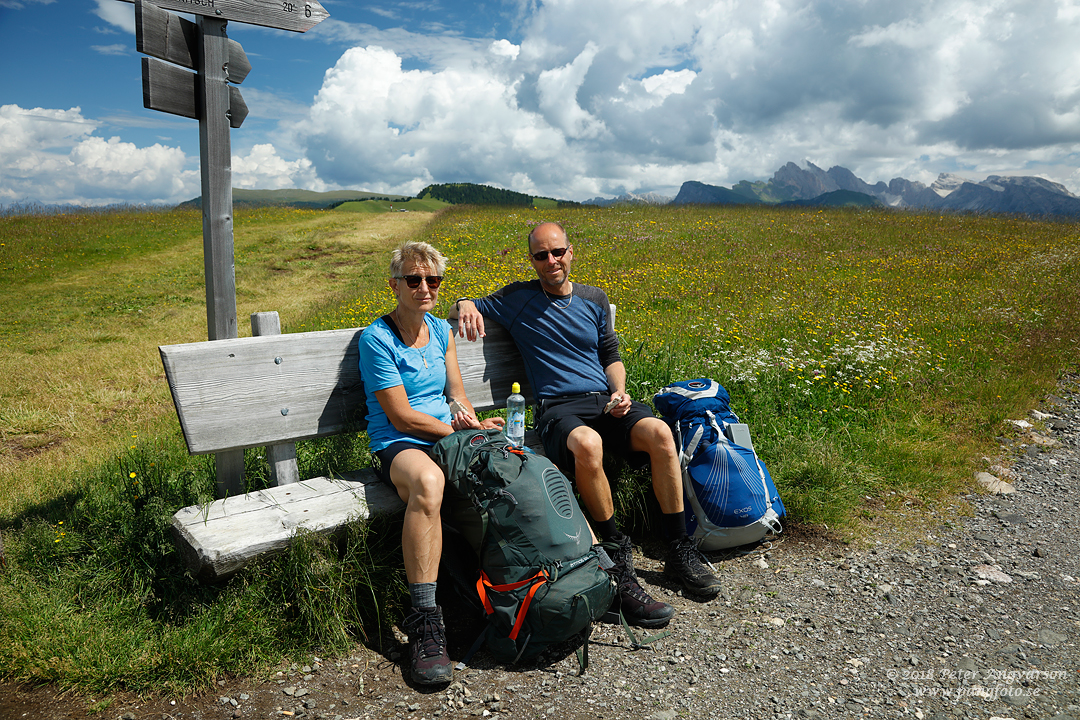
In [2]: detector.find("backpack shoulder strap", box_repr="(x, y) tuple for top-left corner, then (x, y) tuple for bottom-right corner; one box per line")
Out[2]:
(380, 314), (404, 343)
(682, 424), (704, 469)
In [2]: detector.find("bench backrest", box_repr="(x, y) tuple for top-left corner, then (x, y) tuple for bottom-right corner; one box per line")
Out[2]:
(160, 319), (531, 454)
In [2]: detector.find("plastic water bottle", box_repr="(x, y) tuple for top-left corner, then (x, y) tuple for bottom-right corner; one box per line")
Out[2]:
(506, 382), (526, 447)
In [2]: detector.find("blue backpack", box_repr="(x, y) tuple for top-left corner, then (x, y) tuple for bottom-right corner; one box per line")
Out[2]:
(654, 379), (785, 550)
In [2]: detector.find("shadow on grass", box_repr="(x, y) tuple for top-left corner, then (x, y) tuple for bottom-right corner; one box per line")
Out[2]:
(0, 429), (409, 695)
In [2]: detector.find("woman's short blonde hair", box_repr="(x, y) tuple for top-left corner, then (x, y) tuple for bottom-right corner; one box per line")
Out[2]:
(389, 241), (447, 278)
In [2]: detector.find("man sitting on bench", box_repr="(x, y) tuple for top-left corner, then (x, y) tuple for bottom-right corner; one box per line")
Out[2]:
(451, 222), (722, 628)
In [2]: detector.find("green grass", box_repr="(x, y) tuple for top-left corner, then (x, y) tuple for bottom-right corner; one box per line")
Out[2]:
(334, 198), (450, 213)
(231, 188), (413, 206)
(0, 205), (433, 518)
(0, 415), (405, 694)
(416, 206), (1079, 530)
(1, 203), (1078, 698)
(3, 489), (403, 696)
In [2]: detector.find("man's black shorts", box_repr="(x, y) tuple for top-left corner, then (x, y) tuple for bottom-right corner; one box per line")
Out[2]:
(534, 393), (654, 473)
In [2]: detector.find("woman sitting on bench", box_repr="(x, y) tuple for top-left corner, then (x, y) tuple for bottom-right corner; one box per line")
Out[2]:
(358, 241), (503, 686)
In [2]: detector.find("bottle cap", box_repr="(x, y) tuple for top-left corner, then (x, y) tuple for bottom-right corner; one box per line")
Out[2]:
(512, 382), (521, 394)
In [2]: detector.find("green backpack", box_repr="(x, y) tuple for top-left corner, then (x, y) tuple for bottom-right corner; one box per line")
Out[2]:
(431, 428), (616, 667)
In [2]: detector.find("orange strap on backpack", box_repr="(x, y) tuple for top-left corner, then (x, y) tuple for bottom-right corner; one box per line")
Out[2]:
(475, 569), (549, 641)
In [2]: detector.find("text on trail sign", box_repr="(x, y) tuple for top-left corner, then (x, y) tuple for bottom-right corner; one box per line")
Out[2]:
(119, 0), (329, 33)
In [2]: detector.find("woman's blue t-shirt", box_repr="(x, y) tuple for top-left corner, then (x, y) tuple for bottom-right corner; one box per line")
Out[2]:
(358, 313), (452, 452)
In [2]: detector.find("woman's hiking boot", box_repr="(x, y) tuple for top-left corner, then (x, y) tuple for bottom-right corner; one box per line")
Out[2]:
(402, 605), (453, 685)
(664, 536), (722, 597)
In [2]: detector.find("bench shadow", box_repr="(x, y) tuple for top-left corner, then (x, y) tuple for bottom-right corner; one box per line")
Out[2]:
(315, 328), (367, 437)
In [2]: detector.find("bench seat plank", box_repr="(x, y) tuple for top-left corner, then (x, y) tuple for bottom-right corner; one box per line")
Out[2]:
(169, 472), (405, 580)
(170, 429), (544, 579)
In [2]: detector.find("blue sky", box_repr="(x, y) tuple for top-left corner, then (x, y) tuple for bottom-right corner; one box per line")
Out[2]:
(3, 0), (1080, 205)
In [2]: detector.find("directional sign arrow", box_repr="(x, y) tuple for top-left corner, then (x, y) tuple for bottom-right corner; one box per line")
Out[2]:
(142, 57), (248, 127)
(226, 86), (249, 126)
(136, 1), (196, 67)
(224, 38), (251, 84)
(120, 0), (328, 33)
(137, 0), (251, 82)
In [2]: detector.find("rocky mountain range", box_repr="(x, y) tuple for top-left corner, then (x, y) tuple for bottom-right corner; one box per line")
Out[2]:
(759, 162), (1080, 217)
(588, 162), (1080, 218)
(581, 191), (675, 207)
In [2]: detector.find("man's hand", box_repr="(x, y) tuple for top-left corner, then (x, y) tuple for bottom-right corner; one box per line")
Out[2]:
(605, 392), (631, 418)
(455, 299), (486, 341)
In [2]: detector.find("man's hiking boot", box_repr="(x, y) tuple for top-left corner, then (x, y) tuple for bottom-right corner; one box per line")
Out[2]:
(402, 605), (453, 685)
(602, 537), (675, 628)
(606, 534), (635, 571)
(664, 536), (722, 597)
(607, 563), (675, 627)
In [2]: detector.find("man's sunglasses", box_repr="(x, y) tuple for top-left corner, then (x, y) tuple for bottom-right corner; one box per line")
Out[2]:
(395, 275), (444, 289)
(530, 247), (569, 262)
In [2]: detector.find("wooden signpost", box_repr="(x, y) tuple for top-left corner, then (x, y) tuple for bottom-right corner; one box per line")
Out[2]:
(127, 0), (328, 496)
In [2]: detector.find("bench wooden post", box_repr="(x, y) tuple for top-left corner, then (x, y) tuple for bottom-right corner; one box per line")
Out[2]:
(215, 450), (245, 499)
(251, 311), (300, 486)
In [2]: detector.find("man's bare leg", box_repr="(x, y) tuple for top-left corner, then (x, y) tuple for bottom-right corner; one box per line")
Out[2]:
(565, 425), (675, 627)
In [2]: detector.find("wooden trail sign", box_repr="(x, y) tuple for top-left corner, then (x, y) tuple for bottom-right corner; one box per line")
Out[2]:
(138, 1), (249, 127)
(127, 0), (329, 495)
(197, 11), (243, 496)
(136, 0), (250, 82)
(120, 0), (329, 33)
(142, 58), (249, 127)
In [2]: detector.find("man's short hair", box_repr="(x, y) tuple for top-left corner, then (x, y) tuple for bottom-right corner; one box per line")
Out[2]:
(527, 221), (568, 249)
(390, 241), (447, 277)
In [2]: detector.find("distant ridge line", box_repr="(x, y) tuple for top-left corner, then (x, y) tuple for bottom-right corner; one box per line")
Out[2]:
(178, 184), (582, 210)
(660, 162), (1080, 219)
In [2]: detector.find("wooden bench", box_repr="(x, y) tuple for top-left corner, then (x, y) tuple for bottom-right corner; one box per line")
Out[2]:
(162, 310), (547, 580)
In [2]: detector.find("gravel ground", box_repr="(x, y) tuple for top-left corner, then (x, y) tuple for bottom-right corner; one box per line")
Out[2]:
(3, 378), (1078, 720)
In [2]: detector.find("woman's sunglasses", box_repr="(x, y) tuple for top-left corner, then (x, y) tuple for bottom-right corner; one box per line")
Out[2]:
(530, 246), (569, 262)
(395, 275), (444, 289)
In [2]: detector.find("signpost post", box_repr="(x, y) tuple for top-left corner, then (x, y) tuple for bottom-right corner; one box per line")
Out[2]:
(129, 0), (327, 496)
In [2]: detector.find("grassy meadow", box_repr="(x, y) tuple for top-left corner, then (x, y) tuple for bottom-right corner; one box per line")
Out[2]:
(318, 206), (1079, 526)
(1, 203), (1078, 696)
(334, 197), (450, 213)
(0, 206), (431, 517)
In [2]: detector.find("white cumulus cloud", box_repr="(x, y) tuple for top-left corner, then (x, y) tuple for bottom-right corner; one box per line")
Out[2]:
(300, 45), (570, 196)
(91, 43), (128, 56)
(232, 144), (327, 191)
(280, 0), (1080, 197)
(0, 105), (196, 205)
(11, 0), (1080, 204)
(92, 0), (133, 32)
